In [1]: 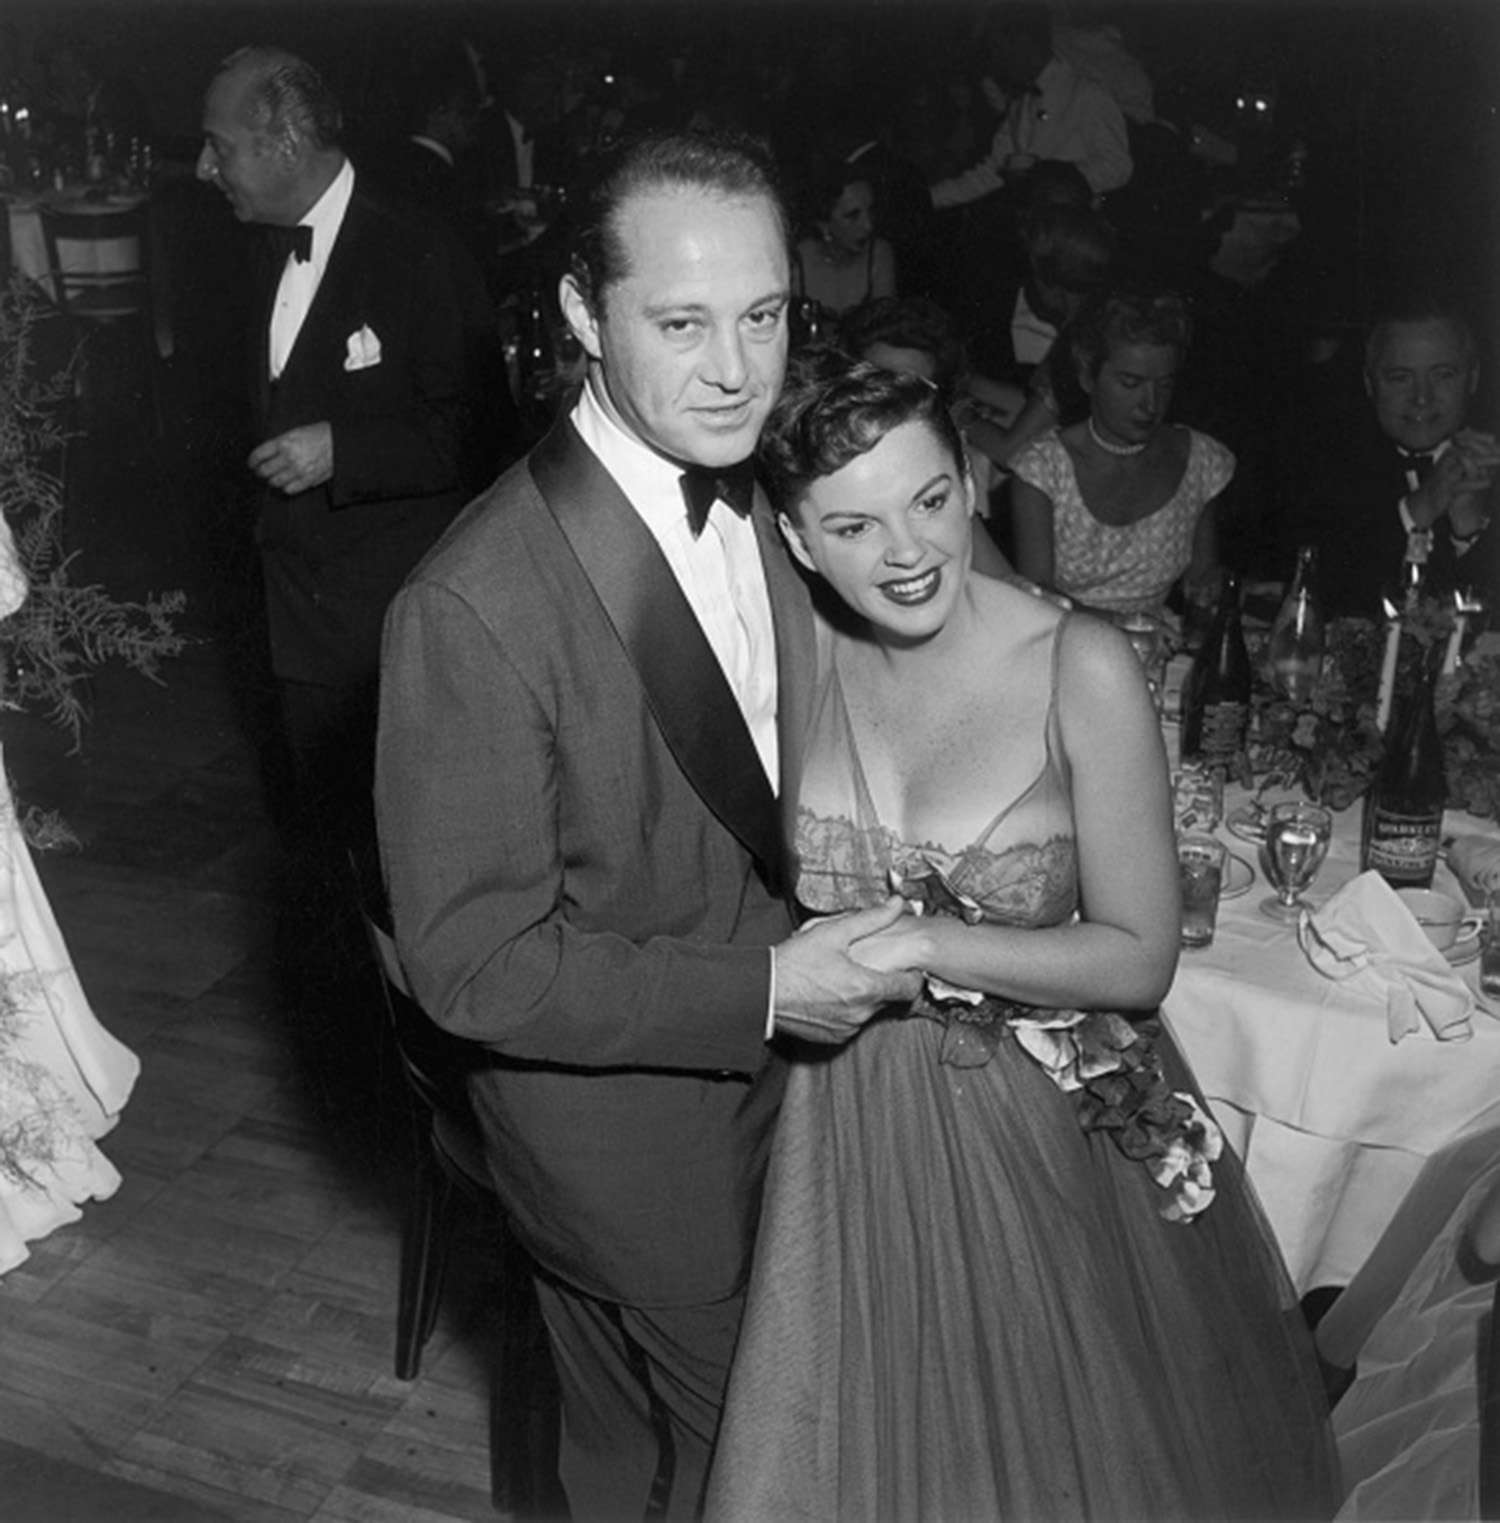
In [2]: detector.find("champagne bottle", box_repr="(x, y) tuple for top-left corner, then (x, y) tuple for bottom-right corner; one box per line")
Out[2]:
(1180, 569), (1252, 770)
(1360, 642), (1445, 888)
(1266, 544), (1324, 703)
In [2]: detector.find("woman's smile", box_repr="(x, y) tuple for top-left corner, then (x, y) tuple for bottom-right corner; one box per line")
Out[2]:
(880, 567), (942, 605)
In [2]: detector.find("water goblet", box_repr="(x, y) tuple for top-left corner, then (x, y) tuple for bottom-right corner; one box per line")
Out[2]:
(1258, 801), (1332, 922)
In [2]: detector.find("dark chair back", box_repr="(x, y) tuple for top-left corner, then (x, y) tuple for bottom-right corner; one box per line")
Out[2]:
(352, 870), (562, 1518)
(359, 899), (492, 1193)
(39, 203), (153, 323)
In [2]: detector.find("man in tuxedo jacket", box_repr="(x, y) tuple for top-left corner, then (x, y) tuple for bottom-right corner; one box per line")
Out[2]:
(1295, 300), (1499, 616)
(375, 131), (919, 1521)
(196, 46), (510, 848)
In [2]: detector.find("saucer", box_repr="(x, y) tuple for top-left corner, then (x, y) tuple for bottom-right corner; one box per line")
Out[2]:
(1219, 852), (1255, 900)
(1226, 805), (1267, 845)
(1443, 937), (1482, 968)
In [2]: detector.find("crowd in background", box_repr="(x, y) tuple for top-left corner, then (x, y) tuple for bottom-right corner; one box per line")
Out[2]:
(1, 0), (1495, 600)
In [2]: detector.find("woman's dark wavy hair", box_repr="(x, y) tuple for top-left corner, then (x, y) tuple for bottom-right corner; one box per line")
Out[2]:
(838, 296), (966, 401)
(1069, 287), (1193, 380)
(757, 350), (966, 516)
(567, 128), (789, 311)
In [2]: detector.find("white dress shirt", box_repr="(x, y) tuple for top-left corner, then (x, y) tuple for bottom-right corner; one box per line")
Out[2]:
(268, 158), (355, 381)
(571, 379), (780, 793)
(931, 55), (1133, 205)
(1011, 286), (1058, 367)
(505, 112), (535, 189)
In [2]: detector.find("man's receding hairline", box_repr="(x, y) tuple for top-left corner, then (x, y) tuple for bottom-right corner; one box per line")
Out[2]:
(600, 182), (787, 300)
(1367, 315), (1476, 373)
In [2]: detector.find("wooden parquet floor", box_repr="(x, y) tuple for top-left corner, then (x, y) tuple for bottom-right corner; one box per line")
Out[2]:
(0, 355), (530, 1521)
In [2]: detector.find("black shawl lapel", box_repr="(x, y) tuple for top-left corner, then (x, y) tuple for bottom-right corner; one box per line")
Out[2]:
(530, 418), (786, 891)
(754, 503), (815, 819)
(248, 235), (279, 424)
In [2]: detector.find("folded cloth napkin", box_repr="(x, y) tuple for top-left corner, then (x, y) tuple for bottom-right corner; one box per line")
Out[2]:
(1447, 834), (1500, 904)
(1298, 870), (1474, 1044)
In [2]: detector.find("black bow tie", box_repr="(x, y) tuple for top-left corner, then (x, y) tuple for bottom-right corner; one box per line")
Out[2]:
(1400, 448), (1438, 483)
(679, 461), (757, 537)
(261, 223), (313, 265)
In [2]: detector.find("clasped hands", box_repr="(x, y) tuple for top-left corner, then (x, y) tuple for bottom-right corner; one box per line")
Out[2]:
(772, 896), (934, 1047)
(249, 422), (334, 496)
(1408, 428), (1500, 539)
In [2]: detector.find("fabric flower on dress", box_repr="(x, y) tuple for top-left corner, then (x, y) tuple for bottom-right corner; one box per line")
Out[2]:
(890, 858), (1224, 1223)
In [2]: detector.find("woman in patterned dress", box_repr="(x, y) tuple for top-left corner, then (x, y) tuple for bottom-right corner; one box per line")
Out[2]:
(703, 362), (1336, 1521)
(1010, 288), (1233, 618)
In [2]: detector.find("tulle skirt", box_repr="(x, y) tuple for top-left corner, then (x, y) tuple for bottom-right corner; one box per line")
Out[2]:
(705, 1013), (1339, 1522)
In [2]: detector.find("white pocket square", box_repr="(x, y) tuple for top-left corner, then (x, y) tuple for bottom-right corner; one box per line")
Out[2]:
(343, 324), (382, 372)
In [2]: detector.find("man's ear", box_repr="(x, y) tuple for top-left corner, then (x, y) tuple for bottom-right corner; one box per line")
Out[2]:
(268, 118), (301, 168)
(559, 273), (602, 362)
(1362, 367), (1374, 402)
(1468, 362), (1480, 399)
(777, 510), (817, 574)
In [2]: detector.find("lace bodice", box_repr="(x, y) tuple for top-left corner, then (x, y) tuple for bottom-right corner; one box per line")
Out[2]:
(1010, 427), (1235, 615)
(794, 616), (1078, 930)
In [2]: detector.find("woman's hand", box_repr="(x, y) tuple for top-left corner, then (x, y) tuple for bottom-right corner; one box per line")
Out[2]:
(845, 909), (936, 975)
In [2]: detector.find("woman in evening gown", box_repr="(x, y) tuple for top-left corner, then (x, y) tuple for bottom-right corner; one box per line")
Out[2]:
(704, 363), (1337, 1520)
(0, 514), (137, 1274)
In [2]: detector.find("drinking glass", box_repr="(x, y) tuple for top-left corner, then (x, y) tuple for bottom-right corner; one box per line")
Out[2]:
(1178, 833), (1227, 948)
(1258, 801), (1332, 922)
(1171, 763), (1224, 834)
(1119, 611), (1167, 712)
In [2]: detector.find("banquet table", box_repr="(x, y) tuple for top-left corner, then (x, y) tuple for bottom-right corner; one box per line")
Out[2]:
(3, 184), (171, 357)
(1161, 750), (1500, 1297)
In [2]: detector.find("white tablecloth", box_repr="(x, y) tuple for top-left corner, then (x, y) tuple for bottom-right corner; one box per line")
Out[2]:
(1163, 775), (1500, 1295)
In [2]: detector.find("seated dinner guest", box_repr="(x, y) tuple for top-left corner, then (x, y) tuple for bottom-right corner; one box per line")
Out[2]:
(1293, 296), (1500, 616)
(704, 362), (1337, 1521)
(1010, 288), (1232, 617)
(793, 161), (897, 325)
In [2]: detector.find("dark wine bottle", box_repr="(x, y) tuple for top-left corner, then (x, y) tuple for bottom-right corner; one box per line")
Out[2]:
(1180, 569), (1252, 771)
(1360, 642), (1445, 888)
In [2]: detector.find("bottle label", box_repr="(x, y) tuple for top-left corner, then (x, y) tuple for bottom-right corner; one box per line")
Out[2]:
(1363, 809), (1443, 884)
(1188, 702), (1247, 766)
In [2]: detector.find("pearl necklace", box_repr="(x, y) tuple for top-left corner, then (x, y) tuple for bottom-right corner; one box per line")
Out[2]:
(1087, 417), (1147, 457)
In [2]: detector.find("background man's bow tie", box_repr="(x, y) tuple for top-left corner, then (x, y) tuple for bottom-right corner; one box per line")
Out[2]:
(679, 461), (757, 536)
(262, 223), (313, 264)
(1400, 448), (1439, 482)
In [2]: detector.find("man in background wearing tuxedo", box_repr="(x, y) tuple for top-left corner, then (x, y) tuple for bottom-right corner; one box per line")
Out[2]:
(1296, 297), (1499, 616)
(196, 45), (509, 854)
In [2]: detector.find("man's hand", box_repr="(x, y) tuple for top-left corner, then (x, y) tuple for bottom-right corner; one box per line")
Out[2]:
(1407, 429), (1500, 534)
(249, 423), (334, 495)
(773, 896), (924, 1047)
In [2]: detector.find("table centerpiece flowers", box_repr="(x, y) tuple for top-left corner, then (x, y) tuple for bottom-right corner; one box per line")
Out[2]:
(1239, 597), (1498, 821)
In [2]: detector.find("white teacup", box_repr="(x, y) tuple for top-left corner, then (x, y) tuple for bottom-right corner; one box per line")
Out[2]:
(1396, 887), (1486, 952)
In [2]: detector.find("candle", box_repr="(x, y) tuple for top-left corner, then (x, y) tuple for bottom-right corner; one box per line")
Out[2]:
(1442, 590), (1467, 677)
(1376, 596), (1400, 732)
